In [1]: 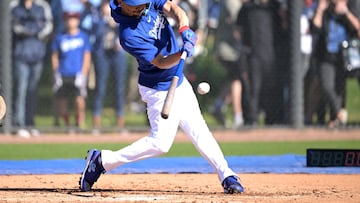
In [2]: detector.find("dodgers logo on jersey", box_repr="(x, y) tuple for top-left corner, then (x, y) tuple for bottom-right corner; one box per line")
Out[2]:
(60, 38), (85, 52)
(148, 11), (165, 40)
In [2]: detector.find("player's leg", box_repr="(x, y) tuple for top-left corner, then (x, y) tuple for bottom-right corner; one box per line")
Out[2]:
(13, 61), (30, 129)
(75, 95), (86, 129)
(247, 56), (263, 125)
(57, 97), (69, 126)
(92, 52), (110, 132)
(80, 85), (180, 191)
(177, 79), (244, 193)
(101, 85), (180, 170)
(227, 60), (244, 129)
(74, 73), (88, 130)
(231, 79), (244, 128)
(56, 78), (75, 126)
(26, 61), (43, 127)
(112, 50), (128, 130)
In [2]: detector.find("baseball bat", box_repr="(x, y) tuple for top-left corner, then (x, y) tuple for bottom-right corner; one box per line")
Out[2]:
(161, 52), (187, 119)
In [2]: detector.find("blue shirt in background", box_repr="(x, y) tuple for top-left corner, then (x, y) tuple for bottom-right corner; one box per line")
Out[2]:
(52, 31), (91, 76)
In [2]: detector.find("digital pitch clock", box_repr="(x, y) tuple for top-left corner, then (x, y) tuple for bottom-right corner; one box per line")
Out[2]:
(306, 149), (360, 167)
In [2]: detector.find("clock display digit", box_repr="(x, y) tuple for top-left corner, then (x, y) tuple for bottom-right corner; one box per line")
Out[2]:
(345, 152), (355, 166)
(322, 151), (332, 166)
(307, 149), (360, 167)
(310, 151), (321, 166)
(333, 151), (344, 166)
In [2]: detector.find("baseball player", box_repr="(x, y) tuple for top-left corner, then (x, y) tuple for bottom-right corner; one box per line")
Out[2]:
(80, 0), (244, 194)
(51, 12), (91, 130)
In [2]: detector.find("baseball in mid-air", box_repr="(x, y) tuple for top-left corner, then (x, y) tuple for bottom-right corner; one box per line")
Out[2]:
(197, 82), (210, 95)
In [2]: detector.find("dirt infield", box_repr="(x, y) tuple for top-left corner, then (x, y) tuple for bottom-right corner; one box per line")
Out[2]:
(1, 174), (359, 203)
(0, 128), (360, 203)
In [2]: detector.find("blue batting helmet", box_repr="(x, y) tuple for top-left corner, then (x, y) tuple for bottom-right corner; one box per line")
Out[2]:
(123, 0), (150, 6)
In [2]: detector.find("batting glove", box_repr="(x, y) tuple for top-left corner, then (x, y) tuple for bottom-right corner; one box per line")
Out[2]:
(181, 41), (195, 57)
(179, 26), (197, 45)
(75, 72), (87, 88)
(75, 72), (88, 97)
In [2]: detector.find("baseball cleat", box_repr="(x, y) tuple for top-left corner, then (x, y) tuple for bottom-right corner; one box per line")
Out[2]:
(79, 149), (105, 192)
(222, 176), (244, 194)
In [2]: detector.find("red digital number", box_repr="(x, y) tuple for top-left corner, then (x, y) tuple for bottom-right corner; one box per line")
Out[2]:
(344, 152), (360, 166)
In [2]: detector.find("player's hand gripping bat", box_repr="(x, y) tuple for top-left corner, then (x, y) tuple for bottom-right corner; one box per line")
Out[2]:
(161, 52), (187, 119)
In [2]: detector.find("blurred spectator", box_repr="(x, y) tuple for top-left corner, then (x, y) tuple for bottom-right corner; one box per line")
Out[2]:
(236, 0), (282, 125)
(302, 0), (327, 125)
(213, 0), (245, 129)
(311, 0), (360, 128)
(207, 0), (221, 31)
(51, 12), (91, 132)
(50, 0), (85, 35)
(79, 0), (101, 43)
(10, 0), (53, 137)
(272, 0), (291, 125)
(91, 0), (128, 135)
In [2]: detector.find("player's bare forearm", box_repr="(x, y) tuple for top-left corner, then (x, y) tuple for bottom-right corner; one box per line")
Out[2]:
(162, 0), (189, 30)
(81, 51), (92, 75)
(51, 52), (59, 72)
(151, 52), (181, 69)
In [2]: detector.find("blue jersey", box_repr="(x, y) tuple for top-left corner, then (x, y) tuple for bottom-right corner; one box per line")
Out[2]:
(110, 0), (182, 90)
(52, 31), (91, 76)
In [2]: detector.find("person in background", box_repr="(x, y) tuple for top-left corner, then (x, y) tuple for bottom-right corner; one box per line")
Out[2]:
(311, 0), (360, 128)
(51, 12), (91, 132)
(50, 0), (85, 35)
(236, 0), (284, 126)
(302, 0), (328, 126)
(79, 0), (244, 194)
(91, 0), (128, 135)
(213, 0), (245, 129)
(50, 0), (86, 127)
(10, 0), (53, 138)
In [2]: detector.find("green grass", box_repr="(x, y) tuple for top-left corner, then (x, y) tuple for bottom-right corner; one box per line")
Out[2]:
(1, 140), (359, 160)
(346, 78), (360, 122)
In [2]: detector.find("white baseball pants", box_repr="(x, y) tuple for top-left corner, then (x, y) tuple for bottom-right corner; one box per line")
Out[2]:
(101, 78), (238, 182)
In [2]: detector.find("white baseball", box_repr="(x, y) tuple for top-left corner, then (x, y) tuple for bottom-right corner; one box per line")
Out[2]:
(197, 82), (210, 95)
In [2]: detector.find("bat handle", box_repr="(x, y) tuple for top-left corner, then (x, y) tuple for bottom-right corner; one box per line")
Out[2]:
(160, 52), (187, 119)
(176, 52), (187, 74)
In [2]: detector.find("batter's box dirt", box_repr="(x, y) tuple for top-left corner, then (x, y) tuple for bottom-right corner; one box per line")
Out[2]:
(0, 174), (359, 203)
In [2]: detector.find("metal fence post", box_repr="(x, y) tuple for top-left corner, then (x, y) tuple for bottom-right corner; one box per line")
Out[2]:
(289, 0), (304, 129)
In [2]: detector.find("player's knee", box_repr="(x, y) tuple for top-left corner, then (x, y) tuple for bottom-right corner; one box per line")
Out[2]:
(152, 141), (171, 155)
(155, 145), (171, 155)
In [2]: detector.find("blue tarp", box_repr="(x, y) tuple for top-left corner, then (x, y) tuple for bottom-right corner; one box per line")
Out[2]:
(0, 155), (359, 175)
